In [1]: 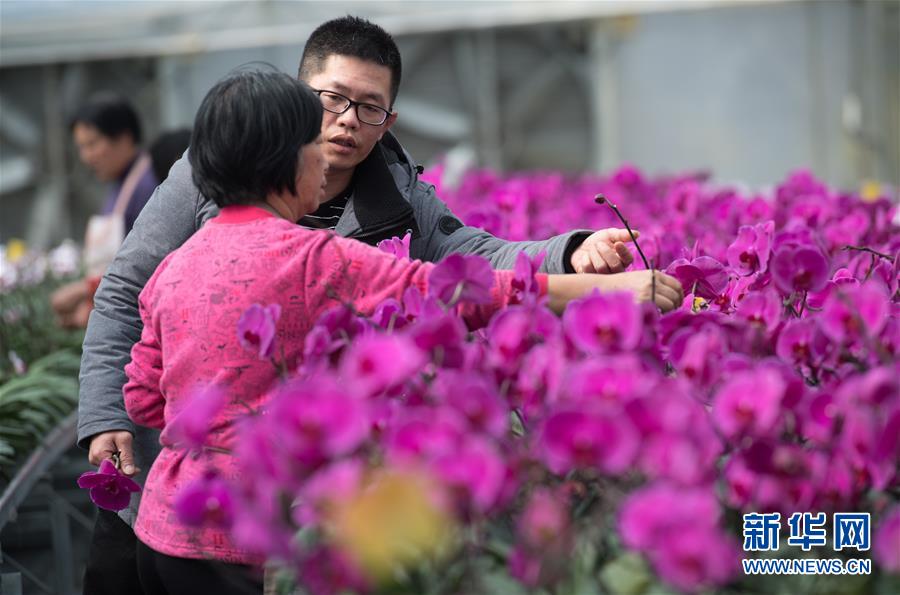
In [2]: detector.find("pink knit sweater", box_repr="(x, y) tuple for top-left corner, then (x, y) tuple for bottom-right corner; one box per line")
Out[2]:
(124, 205), (545, 564)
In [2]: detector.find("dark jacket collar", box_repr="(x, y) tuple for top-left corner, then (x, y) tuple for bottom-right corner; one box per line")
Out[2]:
(349, 138), (420, 245)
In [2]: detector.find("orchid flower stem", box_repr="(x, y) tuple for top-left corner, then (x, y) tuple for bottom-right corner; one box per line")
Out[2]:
(798, 291), (808, 318)
(842, 245), (893, 261)
(447, 282), (465, 310)
(513, 408), (527, 434)
(594, 194), (650, 270)
(386, 312), (397, 334)
(278, 343), (288, 380)
(595, 194), (658, 307)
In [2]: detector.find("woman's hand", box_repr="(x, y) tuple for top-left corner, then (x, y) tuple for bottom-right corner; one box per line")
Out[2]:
(594, 270), (684, 312)
(547, 270), (685, 314)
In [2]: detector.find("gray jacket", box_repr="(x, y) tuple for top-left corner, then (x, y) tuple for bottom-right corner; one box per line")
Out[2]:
(77, 133), (589, 523)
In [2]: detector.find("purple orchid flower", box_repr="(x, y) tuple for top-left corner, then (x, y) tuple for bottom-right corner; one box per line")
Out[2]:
(770, 245), (829, 295)
(563, 291), (642, 355)
(539, 407), (639, 475)
(806, 268), (859, 309)
(619, 482), (740, 591)
(518, 487), (570, 549)
(339, 333), (425, 396)
(77, 459), (142, 511)
(377, 231), (412, 261)
(174, 470), (235, 528)
(428, 253), (495, 306)
(665, 256), (728, 299)
(726, 221), (774, 276)
(432, 371), (508, 438)
(434, 435), (506, 513)
(820, 282), (890, 344)
(775, 318), (830, 367)
(237, 302), (282, 359)
(511, 251), (546, 305)
(735, 288), (782, 333)
(371, 298), (406, 330)
(164, 385), (226, 451)
(269, 378), (370, 472)
(712, 369), (785, 441)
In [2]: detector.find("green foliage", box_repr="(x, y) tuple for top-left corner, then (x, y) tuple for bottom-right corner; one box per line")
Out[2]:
(0, 277), (84, 482)
(0, 278), (84, 381)
(0, 349), (82, 479)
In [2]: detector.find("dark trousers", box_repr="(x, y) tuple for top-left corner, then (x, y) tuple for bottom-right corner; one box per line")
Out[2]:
(82, 508), (144, 595)
(136, 540), (263, 595)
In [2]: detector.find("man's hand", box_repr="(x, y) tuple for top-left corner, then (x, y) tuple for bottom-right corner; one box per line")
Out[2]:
(88, 431), (138, 476)
(570, 228), (640, 274)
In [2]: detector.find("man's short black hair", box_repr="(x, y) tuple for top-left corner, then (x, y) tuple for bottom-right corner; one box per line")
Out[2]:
(299, 16), (402, 106)
(70, 92), (142, 144)
(188, 70), (323, 208)
(149, 128), (192, 182)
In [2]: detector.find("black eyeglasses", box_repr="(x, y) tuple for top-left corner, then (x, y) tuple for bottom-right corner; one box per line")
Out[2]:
(311, 89), (391, 126)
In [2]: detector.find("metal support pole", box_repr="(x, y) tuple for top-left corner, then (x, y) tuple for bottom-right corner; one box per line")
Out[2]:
(587, 18), (621, 174)
(472, 30), (503, 171)
(49, 488), (75, 595)
(25, 64), (69, 248)
(1, 572), (24, 595)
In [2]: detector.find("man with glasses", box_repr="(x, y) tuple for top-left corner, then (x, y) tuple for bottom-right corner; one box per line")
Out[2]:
(77, 15), (662, 594)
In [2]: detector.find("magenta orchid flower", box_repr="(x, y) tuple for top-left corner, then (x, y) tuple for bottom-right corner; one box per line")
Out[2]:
(820, 282), (890, 344)
(428, 253), (495, 306)
(712, 369), (785, 441)
(377, 231), (412, 261)
(539, 407), (639, 475)
(770, 245), (829, 295)
(726, 221), (774, 276)
(563, 291), (642, 355)
(174, 470), (235, 528)
(77, 459), (142, 511)
(511, 250), (546, 305)
(237, 302), (282, 359)
(164, 385), (226, 451)
(665, 255), (728, 299)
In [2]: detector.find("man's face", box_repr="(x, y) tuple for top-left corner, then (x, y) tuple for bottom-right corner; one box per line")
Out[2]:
(303, 55), (397, 176)
(72, 123), (135, 182)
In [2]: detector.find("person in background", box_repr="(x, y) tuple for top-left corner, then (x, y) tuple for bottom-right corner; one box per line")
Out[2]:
(149, 128), (192, 184)
(51, 93), (157, 329)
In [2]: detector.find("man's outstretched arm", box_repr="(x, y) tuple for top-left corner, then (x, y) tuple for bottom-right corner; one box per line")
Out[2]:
(411, 182), (635, 274)
(77, 152), (210, 468)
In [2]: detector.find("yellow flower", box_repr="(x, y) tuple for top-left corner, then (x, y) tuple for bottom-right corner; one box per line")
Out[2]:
(5, 239), (27, 263)
(331, 469), (453, 581)
(859, 181), (882, 202)
(692, 296), (708, 312)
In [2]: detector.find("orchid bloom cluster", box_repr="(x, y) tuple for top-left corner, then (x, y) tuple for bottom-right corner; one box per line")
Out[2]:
(168, 167), (898, 594)
(0, 239), (81, 294)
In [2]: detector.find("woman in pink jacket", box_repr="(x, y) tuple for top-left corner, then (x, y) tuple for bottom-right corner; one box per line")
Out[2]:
(123, 70), (682, 594)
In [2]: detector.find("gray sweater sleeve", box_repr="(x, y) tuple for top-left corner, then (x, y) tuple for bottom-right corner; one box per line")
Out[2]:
(77, 152), (208, 449)
(410, 181), (590, 274)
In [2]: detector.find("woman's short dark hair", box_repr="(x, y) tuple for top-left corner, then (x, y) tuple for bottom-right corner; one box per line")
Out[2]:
(188, 70), (323, 208)
(70, 92), (142, 144)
